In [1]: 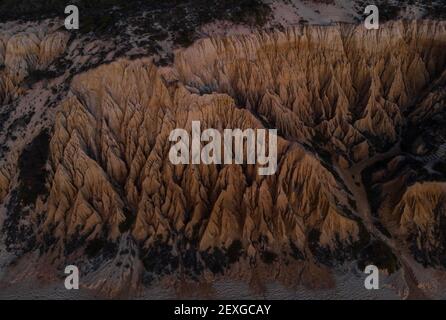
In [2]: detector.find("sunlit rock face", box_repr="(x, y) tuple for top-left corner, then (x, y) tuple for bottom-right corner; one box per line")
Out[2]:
(45, 58), (358, 282)
(1, 20), (446, 297)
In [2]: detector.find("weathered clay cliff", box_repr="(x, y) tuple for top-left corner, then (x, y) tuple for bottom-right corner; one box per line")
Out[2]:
(44, 57), (359, 276)
(1, 20), (446, 297)
(175, 21), (446, 165)
(0, 23), (69, 208)
(0, 25), (69, 105)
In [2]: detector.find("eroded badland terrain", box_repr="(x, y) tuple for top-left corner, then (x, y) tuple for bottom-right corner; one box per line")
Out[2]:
(1, 0), (446, 299)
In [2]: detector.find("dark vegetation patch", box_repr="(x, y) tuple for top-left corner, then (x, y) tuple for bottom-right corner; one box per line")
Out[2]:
(375, 3), (400, 22)
(309, 219), (370, 266)
(199, 241), (245, 275)
(59, 232), (120, 272)
(409, 207), (446, 268)
(425, 0), (446, 19)
(118, 207), (136, 233)
(201, 247), (227, 274)
(0, 0), (272, 45)
(357, 240), (400, 274)
(226, 239), (243, 263)
(3, 130), (51, 253)
(63, 227), (88, 256)
(84, 237), (119, 260)
(0, 104), (15, 138)
(361, 131), (397, 154)
(138, 238), (245, 279)
(16, 130), (50, 206)
(7, 112), (34, 136)
(23, 69), (58, 87)
(140, 240), (179, 275)
(182, 248), (203, 276)
(260, 249), (277, 264)
(40, 223), (122, 271)
(433, 161), (446, 175)
(402, 123), (445, 156)
(3, 190), (36, 253)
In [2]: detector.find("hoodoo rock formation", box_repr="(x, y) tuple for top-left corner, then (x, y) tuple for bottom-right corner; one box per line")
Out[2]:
(175, 21), (446, 165)
(45, 58), (358, 281)
(1, 20), (446, 297)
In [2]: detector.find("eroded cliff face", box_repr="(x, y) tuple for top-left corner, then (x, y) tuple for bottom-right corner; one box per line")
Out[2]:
(0, 164), (10, 202)
(0, 26), (69, 105)
(175, 21), (446, 166)
(0, 24), (69, 208)
(42, 58), (360, 287)
(1, 20), (446, 297)
(396, 182), (446, 262)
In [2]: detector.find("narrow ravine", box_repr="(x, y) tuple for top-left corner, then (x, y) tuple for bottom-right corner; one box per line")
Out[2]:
(336, 143), (428, 299)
